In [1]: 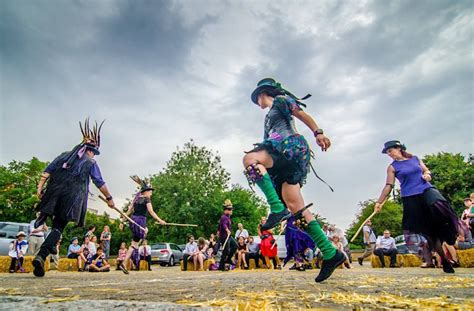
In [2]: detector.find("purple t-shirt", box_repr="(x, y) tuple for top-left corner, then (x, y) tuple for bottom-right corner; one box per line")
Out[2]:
(218, 214), (231, 242)
(391, 156), (432, 197)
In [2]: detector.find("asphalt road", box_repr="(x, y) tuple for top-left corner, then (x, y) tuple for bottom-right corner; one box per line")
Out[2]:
(0, 264), (473, 309)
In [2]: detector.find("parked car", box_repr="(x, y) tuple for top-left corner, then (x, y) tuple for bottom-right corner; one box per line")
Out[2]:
(0, 221), (30, 255)
(394, 234), (426, 255)
(150, 243), (184, 266)
(251, 235), (287, 260)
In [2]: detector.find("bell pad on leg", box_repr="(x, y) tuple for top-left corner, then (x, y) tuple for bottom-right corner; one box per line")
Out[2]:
(244, 164), (264, 184)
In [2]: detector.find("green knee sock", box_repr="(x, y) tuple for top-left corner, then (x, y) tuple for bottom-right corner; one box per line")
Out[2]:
(256, 173), (285, 214)
(307, 220), (336, 260)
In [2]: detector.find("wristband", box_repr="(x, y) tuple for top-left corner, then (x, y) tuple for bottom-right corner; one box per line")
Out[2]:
(106, 195), (113, 201)
(313, 129), (324, 137)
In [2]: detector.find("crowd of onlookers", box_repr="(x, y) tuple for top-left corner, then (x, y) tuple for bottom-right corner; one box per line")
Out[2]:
(7, 193), (473, 273)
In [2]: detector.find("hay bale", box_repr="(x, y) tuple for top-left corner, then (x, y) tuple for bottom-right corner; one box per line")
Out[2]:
(248, 258), (266, 269)
(458, 248), (474, 268)
(400, 254), (422, 267)
(58, 258), (79, 272)
(371, 254), (422, 268)
(0, 256), (50, 273)
(180, 258), (215, 271)
(125, 260), (150, 271)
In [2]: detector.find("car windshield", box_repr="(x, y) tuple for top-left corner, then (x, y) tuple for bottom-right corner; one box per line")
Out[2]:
(151, 243), (167, 250)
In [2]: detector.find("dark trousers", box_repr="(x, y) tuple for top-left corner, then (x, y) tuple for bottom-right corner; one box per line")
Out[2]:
(140, 255), (152, 270)
(245, 252), (261, 268)
(37, 216), (69, 260)
(219, 237), (237, 270)
(374, 248), (398, 267)
(182, 254), (192, 271)
(9, 257), (24, 272)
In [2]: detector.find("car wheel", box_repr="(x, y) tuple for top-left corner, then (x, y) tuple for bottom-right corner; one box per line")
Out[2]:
(159, 263), (166, 267)
(168, 256), (175, 266)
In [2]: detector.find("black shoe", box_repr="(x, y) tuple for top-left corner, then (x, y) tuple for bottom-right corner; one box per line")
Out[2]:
(442, 260), (455, 274)
(33, 256), (45, 277)
(389, 264), (398, 268)
(260, 209), (291, 231)
(289, 263), (297, 270)
(315, 250), (345, 283)
(296, 265), (306, 271)
(357, 257), (363, 266)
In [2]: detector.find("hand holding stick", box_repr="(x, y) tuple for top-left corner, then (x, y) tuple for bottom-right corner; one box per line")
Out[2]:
(98, 195), (147, 233)
(350, 198), (387, 243)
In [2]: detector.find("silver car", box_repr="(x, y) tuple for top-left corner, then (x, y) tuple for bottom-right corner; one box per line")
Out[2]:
(0, 221), (30, 255)
(150, 243), (184, 266)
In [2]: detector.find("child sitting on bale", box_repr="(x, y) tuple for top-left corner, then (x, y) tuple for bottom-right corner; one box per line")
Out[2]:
(9, 231), (28, 273)
(89, 247), (110, 272)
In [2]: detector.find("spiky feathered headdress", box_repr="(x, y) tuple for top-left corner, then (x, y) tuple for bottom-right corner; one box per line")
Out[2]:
(130, 175), (154, 193)
(79, 118), (105, 155)
(62, 118), (105, 169)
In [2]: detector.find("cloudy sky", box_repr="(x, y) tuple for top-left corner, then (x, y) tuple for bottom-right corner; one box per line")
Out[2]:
(1, 0), (472, 230)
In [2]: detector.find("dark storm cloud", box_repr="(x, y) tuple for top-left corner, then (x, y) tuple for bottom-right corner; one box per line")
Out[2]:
(1, 0), (471, 228)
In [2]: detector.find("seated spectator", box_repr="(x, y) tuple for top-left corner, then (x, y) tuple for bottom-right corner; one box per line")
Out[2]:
(207, 234), (217, 258)
(328, 225), (351, 263)
(182, 235), (198, 271)
(89, 235), (98, 258)
(245, 236), (260, 268)
(195, 237), (209, 271)
(303, 248), (314, 269)
(8, 231), (28, 273)
(89, 247), (111, 272)
(116, 242), (127, 270)
(67, 237), (87, 270)
(461, 197), (474, 236)
(457, 221), (474, 250)
(80, 236), (91, 271)
(139, 240), (152, 271)
(331, 236), (351, 269)
(236, 236), (248, 269)
(235, 223), (249, 242)
(373, 230), (398, 268)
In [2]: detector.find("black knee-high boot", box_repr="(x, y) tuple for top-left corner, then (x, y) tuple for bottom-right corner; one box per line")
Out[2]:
(33, 228), (62, 277)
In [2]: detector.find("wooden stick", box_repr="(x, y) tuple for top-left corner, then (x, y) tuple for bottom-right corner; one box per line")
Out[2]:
(163, 223), (198, 227)
(220, 233), (231, 251)
(350, 210), (376, 243)
(98, 195), (147, 232)
(271, 222), (287, 250)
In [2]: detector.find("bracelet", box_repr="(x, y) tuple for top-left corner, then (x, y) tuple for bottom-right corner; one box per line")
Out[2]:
(106, 195), (113, 201)
(313, 129), (324, 137)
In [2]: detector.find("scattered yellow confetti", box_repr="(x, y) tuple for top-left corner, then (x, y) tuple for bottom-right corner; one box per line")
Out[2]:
(40, 295), (80, 304)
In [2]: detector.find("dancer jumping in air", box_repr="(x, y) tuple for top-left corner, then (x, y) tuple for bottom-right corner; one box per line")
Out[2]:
(374, 140), (460, 273)
(33, 119), (115, 277)
(243, 78), (344, 282)
(119, 176), (166, 274)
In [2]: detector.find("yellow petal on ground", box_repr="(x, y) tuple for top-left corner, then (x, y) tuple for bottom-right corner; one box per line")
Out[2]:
(40, 295), (80, 304)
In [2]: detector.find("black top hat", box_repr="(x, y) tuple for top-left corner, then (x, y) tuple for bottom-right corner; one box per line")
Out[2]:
(382, 140), (406, 154)
(85, 143), (100, 155)
(140, 185), (154, 193)
(251, 78), (284, 104)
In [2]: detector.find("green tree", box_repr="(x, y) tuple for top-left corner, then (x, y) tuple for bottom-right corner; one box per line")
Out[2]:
(0, 157), (47, 222)
(346, 200), (403, 248)
(146, 140), (267, 244)
(422, 153), (474, 215)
